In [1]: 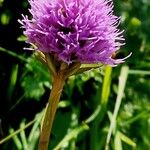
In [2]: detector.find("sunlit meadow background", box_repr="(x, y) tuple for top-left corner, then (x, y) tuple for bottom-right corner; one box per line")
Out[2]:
(0, 0), (150, 149)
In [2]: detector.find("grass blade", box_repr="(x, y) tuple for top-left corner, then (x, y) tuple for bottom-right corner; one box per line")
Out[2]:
(54, 123), (89, 150)
(20, 120), (28, 150)
(105, 66), (129, 150)
(9, 128), (22, 150)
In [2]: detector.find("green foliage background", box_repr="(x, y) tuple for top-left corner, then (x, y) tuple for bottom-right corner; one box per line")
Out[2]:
(0, 0), (150, 149)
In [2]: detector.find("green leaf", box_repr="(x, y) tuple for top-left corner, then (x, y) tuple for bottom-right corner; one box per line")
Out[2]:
(7, 64), (18, 100)
(21, 55), (50, 100)
(114, 131), (123, 150)
(17, 35), (27, 42)
(1, 12), (10, 25)
(119, 132), (136, 148)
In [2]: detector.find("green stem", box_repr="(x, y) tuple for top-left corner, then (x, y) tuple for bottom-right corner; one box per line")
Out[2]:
(38, 72), (65, 150)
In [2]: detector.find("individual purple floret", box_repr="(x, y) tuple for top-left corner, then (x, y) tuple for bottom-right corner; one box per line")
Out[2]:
(19, 0), (130, 65)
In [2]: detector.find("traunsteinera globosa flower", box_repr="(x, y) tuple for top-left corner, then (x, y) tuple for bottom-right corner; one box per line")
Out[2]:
(19, 0), (131, 149)
(19, 0), (130, 66)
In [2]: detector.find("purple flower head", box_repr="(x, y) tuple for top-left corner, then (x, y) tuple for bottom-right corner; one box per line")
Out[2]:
(19, 0), (130, 65)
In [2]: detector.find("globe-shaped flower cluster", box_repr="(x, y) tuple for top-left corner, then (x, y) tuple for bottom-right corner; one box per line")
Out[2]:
(19, 0), (129, 65)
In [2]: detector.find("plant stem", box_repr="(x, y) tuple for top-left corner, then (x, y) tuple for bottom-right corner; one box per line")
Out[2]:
(38, 72), (65, 150)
